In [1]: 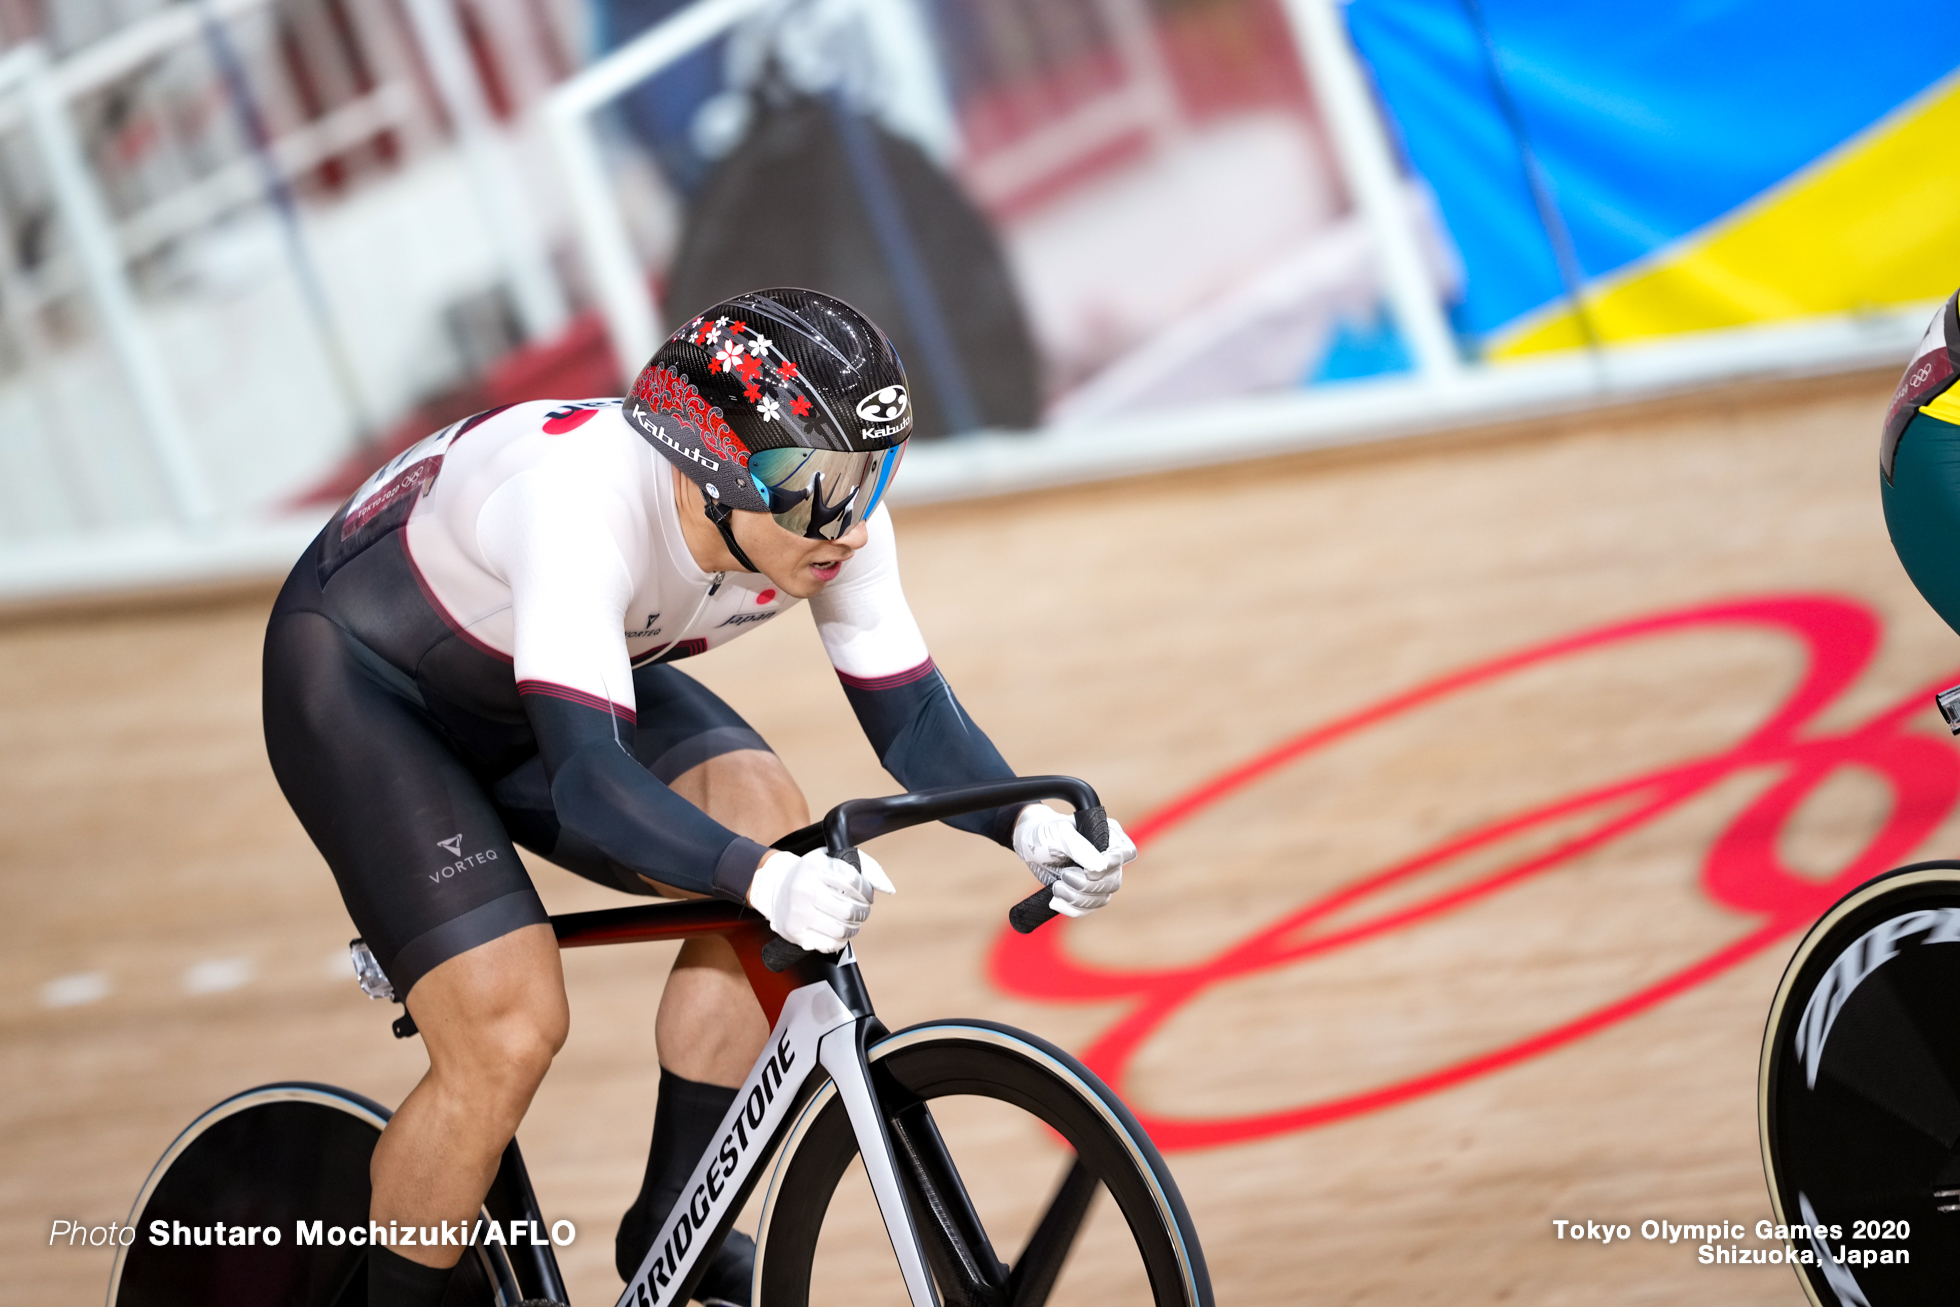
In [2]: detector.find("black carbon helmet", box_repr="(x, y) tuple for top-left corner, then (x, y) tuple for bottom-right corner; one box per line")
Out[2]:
(626, 288), (911, 541)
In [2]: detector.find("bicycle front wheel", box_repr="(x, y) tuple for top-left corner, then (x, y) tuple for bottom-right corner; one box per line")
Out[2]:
(753, 1020), (1211, 1307)
(1760, 862), (1960, 1306)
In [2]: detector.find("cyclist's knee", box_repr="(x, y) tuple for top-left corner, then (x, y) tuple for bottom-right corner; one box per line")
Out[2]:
(476, 1008), (567, 1088)
(717, 747), (800, 793)
(409, 924), (568, 1090)
(666, 748), (810, 842)
(424, 1001), (565, 1131)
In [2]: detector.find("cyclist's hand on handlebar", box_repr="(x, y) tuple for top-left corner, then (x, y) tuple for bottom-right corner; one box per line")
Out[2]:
(1012, 805), (1137, 918)
(749, 848), (895, 952)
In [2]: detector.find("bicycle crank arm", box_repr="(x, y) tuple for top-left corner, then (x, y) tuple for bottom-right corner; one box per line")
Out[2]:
(819, 1018), (944, 1307)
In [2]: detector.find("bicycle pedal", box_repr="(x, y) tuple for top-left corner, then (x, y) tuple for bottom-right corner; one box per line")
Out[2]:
(1936, 684), (1960, 734)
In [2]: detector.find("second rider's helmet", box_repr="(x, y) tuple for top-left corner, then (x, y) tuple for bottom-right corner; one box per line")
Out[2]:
(626, 288), (911, 560)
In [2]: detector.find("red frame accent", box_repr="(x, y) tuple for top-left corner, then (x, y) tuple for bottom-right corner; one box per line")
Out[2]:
(552, 900), (799, 1026)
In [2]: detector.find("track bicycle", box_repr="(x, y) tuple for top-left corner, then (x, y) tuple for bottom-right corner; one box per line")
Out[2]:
(108, 776), (1214, 1307)
(1759, 858), (1960, 1305)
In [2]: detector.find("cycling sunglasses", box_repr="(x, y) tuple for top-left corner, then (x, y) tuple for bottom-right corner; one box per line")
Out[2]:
(748, 443), (907, 540)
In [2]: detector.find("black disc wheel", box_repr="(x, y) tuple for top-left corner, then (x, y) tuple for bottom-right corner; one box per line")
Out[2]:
(108, 1082), (531, 1306)
(1761, 862), (1960, 1305)
(754, 1021), (1212, 1307)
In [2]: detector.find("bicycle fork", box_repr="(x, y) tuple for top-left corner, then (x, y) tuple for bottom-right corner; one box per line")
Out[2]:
(819, 1017), (943, 1307)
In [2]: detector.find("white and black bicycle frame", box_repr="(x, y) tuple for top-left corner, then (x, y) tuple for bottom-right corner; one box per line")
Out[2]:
(553, 776), (1111, 1307)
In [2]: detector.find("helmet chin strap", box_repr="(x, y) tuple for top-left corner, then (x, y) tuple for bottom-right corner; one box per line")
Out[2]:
(701, 499), (762, 574)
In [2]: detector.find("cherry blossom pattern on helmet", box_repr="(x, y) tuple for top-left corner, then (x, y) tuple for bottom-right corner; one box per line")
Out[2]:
(626, 289), (913, 534)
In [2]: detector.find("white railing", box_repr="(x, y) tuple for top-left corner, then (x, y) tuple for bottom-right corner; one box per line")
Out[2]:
(544, 0), (775, 380)
(545, 0), (1463, 394)
(111, 83), (416, 261)
(1278, 0), (1460, 382)
(959, 0), (1185, 208)
(397, 0), (567, 342)
(3, 41), (212, 526)
(543, 0), (962, 381)
(0, 0), (573, 539)
(0, 0), (1926, 605)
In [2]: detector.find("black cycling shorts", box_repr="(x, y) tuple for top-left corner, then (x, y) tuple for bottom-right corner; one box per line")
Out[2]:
(263, 534), (771, 1000)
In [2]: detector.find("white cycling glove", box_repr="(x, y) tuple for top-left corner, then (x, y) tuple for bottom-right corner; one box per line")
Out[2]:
(748, 847), (895, 952)
(1012, 806), (1138, 918)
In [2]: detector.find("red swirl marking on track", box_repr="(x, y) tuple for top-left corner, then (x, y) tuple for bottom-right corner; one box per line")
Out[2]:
(989, 595), (1960, 1150)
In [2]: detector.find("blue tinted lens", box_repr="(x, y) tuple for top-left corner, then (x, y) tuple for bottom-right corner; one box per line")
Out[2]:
(746, 444), (905, 539)
(861, 445), (903, 519)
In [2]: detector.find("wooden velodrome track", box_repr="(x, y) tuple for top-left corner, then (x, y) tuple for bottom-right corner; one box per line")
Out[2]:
(7, 368), (1954, 1306)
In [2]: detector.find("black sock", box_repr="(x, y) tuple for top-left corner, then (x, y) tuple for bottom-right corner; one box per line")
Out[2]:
(367, 1243), (454, 1307)
(616, 1069), (747, 1286)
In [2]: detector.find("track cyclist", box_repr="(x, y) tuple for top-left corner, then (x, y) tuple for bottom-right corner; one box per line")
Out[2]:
(1749, 287), (1960, 1306)
(261, 288), (1137, 1307)
(1881, 289), (1960, 668)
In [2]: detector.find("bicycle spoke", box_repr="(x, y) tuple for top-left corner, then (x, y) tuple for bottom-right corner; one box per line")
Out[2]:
(1814, 965), (1960, 1143)
(1007, 1158), (1100, 1307)
(887, 1101), (1011, 1305)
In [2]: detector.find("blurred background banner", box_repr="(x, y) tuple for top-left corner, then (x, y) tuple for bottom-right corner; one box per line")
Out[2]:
(0, 0), (1953, 600)
(1346, 0), (1960, 357)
